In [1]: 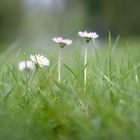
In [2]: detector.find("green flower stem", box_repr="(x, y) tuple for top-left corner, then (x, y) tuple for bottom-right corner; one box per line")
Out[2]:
(58, 48), (61, 82)
(24, 67), (38, 96)
(28, 66), (38, 86)
(84, 46), (88, 92)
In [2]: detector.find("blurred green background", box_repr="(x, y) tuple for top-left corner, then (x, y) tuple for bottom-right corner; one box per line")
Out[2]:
(0, 0), (140, 44)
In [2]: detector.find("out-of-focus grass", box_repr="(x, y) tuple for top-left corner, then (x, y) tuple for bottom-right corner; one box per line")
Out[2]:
(0, 39), (140, 140)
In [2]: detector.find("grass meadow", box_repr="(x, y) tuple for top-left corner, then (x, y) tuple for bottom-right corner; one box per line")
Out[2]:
(0, 37), (140, 140)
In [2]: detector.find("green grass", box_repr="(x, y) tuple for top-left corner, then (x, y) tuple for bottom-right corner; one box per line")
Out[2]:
(0, 39), (140, 140)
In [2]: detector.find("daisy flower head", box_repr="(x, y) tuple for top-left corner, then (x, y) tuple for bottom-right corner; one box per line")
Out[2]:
(18, 60), (35, 71)
(78, 31), (99, 43)
(30, 54), (50, 67)
(52, 37), (72, 48)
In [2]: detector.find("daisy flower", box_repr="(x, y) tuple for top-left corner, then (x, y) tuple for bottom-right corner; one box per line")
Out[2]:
(30, 54), (50, 67)
(53, 36), (72, 82)
(18, 60), (35, 71)
(52, 37), (72, 48)
(78, 31), (99, 43)
(78, 31), (99, 92)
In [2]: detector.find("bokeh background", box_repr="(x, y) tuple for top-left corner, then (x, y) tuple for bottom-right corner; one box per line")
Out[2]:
(0, 0), (140, 45)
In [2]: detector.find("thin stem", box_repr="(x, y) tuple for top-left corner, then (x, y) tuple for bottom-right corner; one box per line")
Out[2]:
(108, 31), (112, 80)
(28, 67), (38, 87)
(25, 61), (28, 95)
(24, 61), (33, 96)
(84, 46), (88, 92)
(58, 48), (61, 82)
(24, 68), (38, 97)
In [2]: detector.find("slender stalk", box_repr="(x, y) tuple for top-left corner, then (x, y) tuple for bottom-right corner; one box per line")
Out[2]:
(84, 46), (88, 92)
(23, 61), (31, 96)
(24, 68), (38, 96)
(28, 67), (38, 86)
(25, 61), (28, 96)
(58, 48), (61, 82)
(108, 31), (112, 80)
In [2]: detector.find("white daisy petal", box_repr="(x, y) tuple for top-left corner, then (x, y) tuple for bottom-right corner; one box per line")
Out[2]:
(30, 54), (50, 67)
(52, 37), (72, 48)
(18, 60), (35, 71)
(78, 31), (99, 43)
